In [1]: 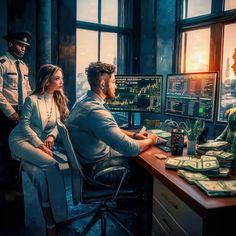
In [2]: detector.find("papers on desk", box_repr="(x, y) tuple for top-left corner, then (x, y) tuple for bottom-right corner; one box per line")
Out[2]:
(195, 180), (236, 196)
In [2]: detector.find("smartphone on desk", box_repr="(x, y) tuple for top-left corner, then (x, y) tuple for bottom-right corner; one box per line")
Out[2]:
(155, 144), (171, 152)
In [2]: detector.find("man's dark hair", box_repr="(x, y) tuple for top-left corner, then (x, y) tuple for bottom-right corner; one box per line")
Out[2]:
(85, 61), (116, 92)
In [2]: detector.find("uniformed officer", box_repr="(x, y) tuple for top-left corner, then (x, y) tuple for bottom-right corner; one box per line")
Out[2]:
(0, 31), (32, 212)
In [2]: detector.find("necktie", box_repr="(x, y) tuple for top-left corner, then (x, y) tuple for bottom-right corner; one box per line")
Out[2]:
(15, 60), (23, 106)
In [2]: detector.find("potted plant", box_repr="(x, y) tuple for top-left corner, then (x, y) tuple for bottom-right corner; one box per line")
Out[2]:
(182, 119), (205, 155)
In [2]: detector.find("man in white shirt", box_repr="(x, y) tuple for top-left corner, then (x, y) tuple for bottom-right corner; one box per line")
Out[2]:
(66, 61), (158, 187)
(0, 31), (32, 200)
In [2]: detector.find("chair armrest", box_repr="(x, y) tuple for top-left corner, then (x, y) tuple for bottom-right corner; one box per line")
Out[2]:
(93, 166), (127, 180)
(92, 165), (128, 200)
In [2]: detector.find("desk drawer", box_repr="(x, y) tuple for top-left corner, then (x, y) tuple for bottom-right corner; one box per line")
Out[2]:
(152, 214), (168, 236)
(153, 178), (202, 235)
(153, 197), (188, 235)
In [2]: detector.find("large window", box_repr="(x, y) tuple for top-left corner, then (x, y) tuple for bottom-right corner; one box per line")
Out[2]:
(181, 28), (210, 72)
(182, 0), (211, 19)
(178, 0), (236, 122)
(76, 0), (132, 99)
(220, 23), (236, 120)
(224, 0), (236, 11)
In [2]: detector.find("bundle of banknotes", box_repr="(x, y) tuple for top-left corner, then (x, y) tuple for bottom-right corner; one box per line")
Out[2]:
(177, 167), (230, 183)
(196, 141), (230, 155)
(204, 150), (235, 168)
(205, 167), (230, 177)
(195, 180), (236, 196)
(177, 170), (209, 184)
(165, 156), (220, 175)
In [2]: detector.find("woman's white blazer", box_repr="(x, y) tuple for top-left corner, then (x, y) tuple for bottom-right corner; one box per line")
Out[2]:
(9, 94), (59, 148)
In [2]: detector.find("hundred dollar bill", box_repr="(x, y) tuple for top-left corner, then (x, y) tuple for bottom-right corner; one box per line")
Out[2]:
(205, 150), (223, 156)
(196, 180), (236, 196)
(201, 155), (218, 161)
(205, 150), (234, 160)
(202, 160), (219, 170)
(165, 156), (219, 172)
(206, 168), (230, 177)
(198, 141), (229, 150)
(219, 151), (234, 159)
(177, 170), (209, 184)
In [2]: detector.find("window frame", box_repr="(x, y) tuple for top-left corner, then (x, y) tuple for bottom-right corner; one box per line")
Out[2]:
(176, 0), (236, 123)
(76, 0), (133, 74)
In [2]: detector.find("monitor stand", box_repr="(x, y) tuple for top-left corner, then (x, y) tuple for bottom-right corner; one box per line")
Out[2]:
(126, 111), (141, 130)
(118, 112), (141, 130)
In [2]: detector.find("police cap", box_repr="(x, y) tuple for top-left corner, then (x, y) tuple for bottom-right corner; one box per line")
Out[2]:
(3, 31), (32, 46)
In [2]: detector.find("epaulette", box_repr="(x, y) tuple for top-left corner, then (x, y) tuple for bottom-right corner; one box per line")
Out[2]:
(0, 58), (6, 64)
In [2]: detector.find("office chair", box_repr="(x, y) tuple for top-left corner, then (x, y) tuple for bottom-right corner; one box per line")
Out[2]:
(57, 120), (137, 236)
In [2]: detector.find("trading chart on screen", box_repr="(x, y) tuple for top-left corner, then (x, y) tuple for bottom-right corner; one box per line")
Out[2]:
(107, 75), (163, 113)
(164, 72), (218, 122)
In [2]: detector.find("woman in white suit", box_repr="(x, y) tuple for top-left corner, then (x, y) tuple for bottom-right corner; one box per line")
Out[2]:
(9, 64), (69, 236)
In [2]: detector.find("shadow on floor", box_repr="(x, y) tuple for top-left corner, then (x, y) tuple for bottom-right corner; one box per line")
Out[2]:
(0, 169), (135, 236)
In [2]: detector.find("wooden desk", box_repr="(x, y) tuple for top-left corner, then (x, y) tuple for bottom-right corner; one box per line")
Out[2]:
(136, 146), (236, 236)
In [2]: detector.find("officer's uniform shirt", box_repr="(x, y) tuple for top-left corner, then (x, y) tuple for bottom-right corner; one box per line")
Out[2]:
(0, 51), (31, 117)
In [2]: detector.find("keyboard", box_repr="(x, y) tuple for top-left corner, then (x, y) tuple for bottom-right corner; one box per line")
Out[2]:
(148, 129), (171, 139)
(155, 144), (171, 152)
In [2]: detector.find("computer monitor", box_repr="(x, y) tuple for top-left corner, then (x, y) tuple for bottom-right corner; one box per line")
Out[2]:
(107, 75), (163, 113)
(164, 72), (218, 122)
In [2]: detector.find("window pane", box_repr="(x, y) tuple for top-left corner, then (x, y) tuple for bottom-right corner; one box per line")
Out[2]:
(101, 0), (118, 26)
(218, 23), (236, 121)
(76, 29), (98, 99)
(225, 0), (236, 11)
(181, 28), (210, 72)
(77, 0), (98, 23)
(100, 32), (117, 66)
(182, 0), (211, 19)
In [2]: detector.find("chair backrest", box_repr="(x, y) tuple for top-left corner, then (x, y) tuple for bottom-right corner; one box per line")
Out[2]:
(57, 120), (85, 205)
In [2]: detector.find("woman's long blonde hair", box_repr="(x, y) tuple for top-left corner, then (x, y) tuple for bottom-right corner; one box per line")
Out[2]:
(32, 64), (69, 122)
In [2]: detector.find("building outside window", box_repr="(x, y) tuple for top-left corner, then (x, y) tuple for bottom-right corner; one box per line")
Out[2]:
(76, 0), (132, 99)
(178, 0), (236, 122)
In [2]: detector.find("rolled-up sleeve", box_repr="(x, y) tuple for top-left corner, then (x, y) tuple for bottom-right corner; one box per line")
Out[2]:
(89, 108), (140, 157)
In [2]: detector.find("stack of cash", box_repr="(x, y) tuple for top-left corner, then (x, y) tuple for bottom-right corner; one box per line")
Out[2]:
(177, 170), (209, 184)
(204, 150), (235, 168)
(205, 167), (230, 177)
(195, 180), (236, 196)
(196, 141), (230, 155)
(165, 156), (220, 175)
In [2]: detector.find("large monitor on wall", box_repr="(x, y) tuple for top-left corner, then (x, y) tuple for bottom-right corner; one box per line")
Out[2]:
(164, 72), (218, 122)
(107, 75), (163, 113)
